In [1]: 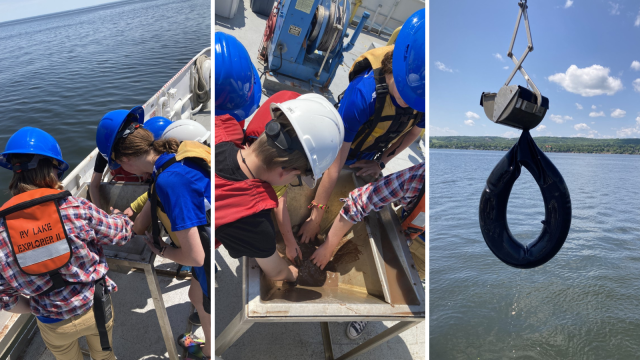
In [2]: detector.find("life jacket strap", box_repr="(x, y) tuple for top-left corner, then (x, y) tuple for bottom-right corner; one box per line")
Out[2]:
(92, 277), (112, 351)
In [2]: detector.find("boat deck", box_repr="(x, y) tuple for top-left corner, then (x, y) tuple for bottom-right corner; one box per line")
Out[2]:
(216, 2), (424, 359)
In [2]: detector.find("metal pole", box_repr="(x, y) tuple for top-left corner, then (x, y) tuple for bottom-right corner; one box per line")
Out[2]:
(321, 322), (335, 360)
(386, 26), (402, 45)
(143, 263), (180, 360)
(366, 4), (381, 31)
(214, 307), (255, 356)
(349, 0), (362, 25)
(511, 54), (541, 105)
(504, 46), (530, 87)
(336, 321), (421, 360)
(507, 5), (523, 57)
(377, 1), (399, 35)
(343, 11), (370, 52)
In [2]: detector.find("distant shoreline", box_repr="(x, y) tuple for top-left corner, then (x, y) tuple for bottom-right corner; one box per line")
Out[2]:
(429, 136), (640, 155)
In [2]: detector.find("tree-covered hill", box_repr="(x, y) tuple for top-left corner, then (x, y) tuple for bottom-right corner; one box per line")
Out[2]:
(429, 136), (640, 154)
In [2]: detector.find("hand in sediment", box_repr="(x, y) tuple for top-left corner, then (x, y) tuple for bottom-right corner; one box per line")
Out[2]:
(349, 160), (382, 178)
(298, 216), (321, 244)
(286, 241), (302, 266)
(310, 241), (333, 270)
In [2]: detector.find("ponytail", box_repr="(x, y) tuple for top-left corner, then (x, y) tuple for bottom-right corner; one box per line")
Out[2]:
(152, 138), (180, 154)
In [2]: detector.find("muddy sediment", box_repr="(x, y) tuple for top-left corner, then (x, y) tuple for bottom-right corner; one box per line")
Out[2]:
(281, 225), (363, 287)
(331, 240), (363, 266)
(296, 243), (330, 287)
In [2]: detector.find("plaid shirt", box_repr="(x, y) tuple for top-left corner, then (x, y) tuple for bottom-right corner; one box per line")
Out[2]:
(340, 162), (425, 224)
(0, 195), (132, 319)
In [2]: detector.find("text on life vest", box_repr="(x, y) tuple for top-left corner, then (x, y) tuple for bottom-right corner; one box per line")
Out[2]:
(15, 222), (63, 253)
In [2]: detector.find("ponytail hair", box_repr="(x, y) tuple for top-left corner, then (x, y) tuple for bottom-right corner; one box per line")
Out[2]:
(113, 127), (180, 162)
(152, 138), (180, 154)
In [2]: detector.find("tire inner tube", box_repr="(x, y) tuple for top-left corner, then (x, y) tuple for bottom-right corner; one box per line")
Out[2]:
(479, 130), (571, 269)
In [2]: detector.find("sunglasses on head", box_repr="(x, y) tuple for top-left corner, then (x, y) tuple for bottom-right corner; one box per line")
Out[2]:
(110, 121), (141, 163)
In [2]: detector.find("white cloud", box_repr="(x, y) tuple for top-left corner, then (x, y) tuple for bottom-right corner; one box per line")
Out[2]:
(591, 122), (595, 124)
(430, 125), (458, 136)
(631, 61), (640, 71)
(611, 109), (626, 118)
(464, 120), (475, 126)
(535, 125), (547, 131)
(548, 65), (623, 96)
(503, 66), (509, 70)
(435, 61), (453, 73)
(635, 11), (640, 27)
(502, 131), (521, 138)
(494, 53), (504, 61)
(564, 0), (573, 8)
(465, 111), (480, 119)
(589, 111), (606, 117)
(609, 2), (620, 15)
(633, 79), (640, 92)
(574, 130), (599, 138)
(576, 103), (583, 109)
(592, 105), (597, 109)
(617, 115), (640, 137)
(617, 127), (640, 137)
(574, 123), (590, 131)
(549, 114), (573, 123)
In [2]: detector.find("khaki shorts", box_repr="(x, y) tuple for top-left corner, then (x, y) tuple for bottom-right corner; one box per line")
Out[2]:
(36, 302), (115, 360)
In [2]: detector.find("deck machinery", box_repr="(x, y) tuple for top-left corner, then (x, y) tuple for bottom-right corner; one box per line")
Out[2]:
(266, 0), (370, 89)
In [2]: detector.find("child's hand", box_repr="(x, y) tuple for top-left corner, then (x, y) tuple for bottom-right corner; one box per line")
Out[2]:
(123, 207), (135, 217)
(310, 242), (333, 270)
(286, 242), (302, 266)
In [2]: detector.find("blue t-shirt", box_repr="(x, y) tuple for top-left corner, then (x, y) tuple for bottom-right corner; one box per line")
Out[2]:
(154, 153), (211, 297)
(338, 69), (425, 163)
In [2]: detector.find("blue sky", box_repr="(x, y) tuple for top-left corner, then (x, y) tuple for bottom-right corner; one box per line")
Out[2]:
(430, 0), (640, 138)
(0, 0), (121, 23)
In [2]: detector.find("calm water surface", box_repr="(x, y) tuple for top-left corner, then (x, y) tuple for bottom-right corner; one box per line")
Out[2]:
(0, 0), (210, 202)
(430, 149), (640, 359)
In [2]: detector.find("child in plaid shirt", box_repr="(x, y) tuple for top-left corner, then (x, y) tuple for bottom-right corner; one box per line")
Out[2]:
(0, 127), (133, 360)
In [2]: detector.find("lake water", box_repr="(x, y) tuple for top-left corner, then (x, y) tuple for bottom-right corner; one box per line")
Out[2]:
(0, 0), (210, 203)
(430, 148), (640, 359)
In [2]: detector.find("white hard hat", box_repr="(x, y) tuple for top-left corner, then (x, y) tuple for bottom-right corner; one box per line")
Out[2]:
(270, 93), (344, 188)
(161, 120), (211, 144)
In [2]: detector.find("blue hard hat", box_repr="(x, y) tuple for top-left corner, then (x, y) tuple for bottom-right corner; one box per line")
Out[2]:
(393, 8), (425, 113)
(144, 116), (172, 140)
(96, 106), (144, 170)
(0, 127), (69, 176)
(214, 32), (262, 122)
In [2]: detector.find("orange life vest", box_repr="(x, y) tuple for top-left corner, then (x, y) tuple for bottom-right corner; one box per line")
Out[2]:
(0, 188), (72, 275)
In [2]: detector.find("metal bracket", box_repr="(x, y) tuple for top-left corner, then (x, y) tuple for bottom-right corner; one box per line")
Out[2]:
(503, 0), (542, 108)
